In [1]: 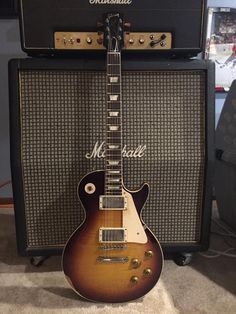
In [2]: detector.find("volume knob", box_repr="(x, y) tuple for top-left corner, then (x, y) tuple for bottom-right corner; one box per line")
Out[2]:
(131, 258), (141, 268)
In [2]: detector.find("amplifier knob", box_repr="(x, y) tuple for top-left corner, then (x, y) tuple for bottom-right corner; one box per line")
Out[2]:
(86, 37), (92, 44)
(130, 276), (139, 284)
(139, 38), (145, 44)
(143, 268), (152, 277)
(69, 38), (74, 45)
(97, 37), (103, 45)
(128, 38), (134, 45)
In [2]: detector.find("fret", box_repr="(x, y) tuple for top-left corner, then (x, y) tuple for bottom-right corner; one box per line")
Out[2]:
(106, 186), (122, 190)
(107, 52), (120, 55)
(107, 178), (121, 182)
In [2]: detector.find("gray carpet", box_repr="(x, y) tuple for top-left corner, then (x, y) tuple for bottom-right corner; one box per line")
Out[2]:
(0, 208), (235, 314)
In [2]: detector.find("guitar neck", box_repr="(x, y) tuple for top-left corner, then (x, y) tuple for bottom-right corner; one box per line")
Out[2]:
(105, 51), (122, 195)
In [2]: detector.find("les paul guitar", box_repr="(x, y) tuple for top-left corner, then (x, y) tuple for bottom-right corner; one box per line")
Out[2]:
(62, 13), (163, 303)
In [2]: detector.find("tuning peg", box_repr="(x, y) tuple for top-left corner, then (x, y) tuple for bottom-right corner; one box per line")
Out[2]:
(97, 21), (104, 28)
(124, 22), (131, 28)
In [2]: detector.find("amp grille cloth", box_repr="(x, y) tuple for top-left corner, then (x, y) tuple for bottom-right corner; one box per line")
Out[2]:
(19, 70), (205, 248)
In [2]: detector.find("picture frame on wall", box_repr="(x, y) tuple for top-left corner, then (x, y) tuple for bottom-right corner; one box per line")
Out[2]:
(205, 7), (236, 92)
(0, 0), (18, 18)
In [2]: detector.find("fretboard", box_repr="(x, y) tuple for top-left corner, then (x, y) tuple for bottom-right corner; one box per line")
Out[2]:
(105, 51), (122, 195)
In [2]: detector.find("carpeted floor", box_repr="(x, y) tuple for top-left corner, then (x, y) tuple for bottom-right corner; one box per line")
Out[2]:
(0, 208), (235, 314)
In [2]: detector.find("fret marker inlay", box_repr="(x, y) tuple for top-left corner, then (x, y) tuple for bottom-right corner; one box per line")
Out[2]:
(108, 161), (120, 166)
(108, 145), (119, 149)
(109, 111), (119, 117)
(109, 95), (119, 101)
(110, 77), (119, 83)
(109, 126), (119, 131)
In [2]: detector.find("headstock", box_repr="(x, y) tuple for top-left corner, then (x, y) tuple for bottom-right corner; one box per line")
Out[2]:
(103, 13), (124, 52)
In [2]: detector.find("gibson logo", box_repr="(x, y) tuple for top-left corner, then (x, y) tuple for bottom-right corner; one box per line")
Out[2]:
(85, 141), (146, 159)
(89, 0), (132, 4)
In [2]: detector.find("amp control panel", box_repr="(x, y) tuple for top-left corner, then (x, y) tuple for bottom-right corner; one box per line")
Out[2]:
(54, 32), (172, 50)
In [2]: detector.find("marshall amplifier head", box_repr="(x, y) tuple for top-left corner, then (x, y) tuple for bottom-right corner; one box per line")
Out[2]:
(9, 57), (214, 257)
(19, 0), (206, 57)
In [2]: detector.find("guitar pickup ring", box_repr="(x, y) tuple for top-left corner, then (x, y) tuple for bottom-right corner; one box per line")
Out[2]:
(99, 227), (127, 243)
(99, 195), (127, 210)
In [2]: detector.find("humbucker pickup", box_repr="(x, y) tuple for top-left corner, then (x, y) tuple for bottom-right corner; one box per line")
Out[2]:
(99, 195), (127, 210)
(99, 228), (127, 243)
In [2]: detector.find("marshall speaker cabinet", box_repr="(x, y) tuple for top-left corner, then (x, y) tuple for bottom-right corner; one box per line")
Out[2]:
(9, 57), (215, 258)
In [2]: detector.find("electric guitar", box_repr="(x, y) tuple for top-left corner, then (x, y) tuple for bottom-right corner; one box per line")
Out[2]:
(62, 13), (163, 303)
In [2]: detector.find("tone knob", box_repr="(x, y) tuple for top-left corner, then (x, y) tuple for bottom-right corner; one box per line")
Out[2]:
(128, 38), (134, 44)
(86, 37), (92, 44)
(130, 276), (139, 284)
(145, 250), (154, 258)
(143, 268), (152, 277)
(131, 258), (141, 268)
(139, 38), (145, 44)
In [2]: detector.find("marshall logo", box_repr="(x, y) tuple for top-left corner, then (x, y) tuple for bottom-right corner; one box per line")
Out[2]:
(85, 141), (146, 159)
(89, 0), (132, 4)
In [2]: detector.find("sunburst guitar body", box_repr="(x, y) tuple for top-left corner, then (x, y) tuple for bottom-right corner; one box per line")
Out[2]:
(62, 170), (163, 303)
(62, 13), (163, 303)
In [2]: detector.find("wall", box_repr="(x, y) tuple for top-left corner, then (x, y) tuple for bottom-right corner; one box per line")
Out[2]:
(0, 0), (236, 197)
(0, 19), (25, 197)
(208, 0), (236, 125)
